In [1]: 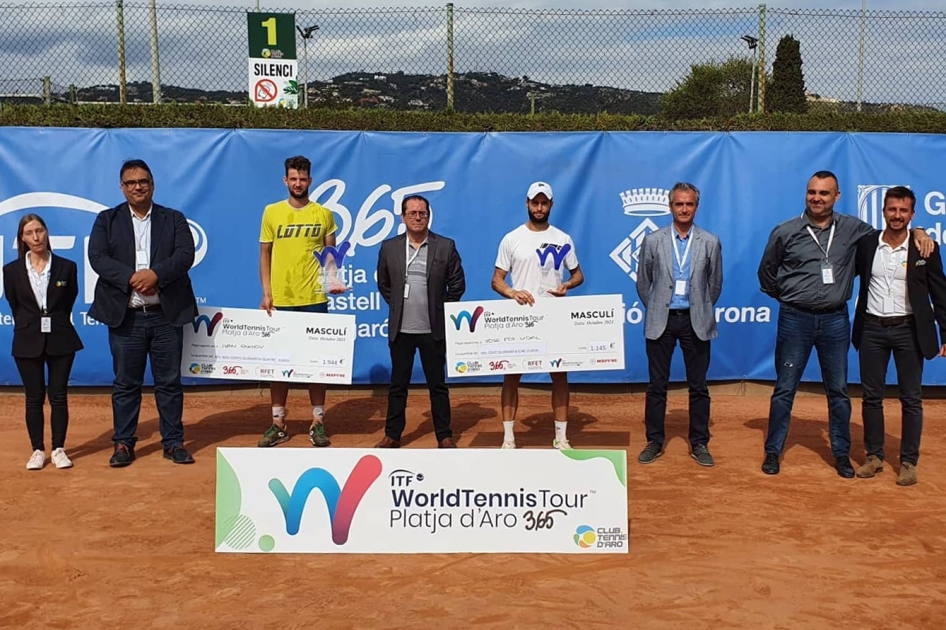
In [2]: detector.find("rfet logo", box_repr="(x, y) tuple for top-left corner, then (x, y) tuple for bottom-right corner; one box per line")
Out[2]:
(535, 243), (571, 270)
(268, 455), (382, 545)
(450, 306), (485, 332)
(193, 312), (224, 335)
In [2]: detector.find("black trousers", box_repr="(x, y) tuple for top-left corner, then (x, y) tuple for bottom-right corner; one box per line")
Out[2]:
(859, 319), (924, 465)
(385, 333), (452, 441)
(644, 311), (711, 448)
(14, 352), (76, 451)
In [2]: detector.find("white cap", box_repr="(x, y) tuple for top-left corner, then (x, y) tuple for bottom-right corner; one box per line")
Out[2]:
(526, 181), (553, 201)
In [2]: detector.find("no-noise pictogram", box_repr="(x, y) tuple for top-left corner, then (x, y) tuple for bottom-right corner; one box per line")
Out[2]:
(254, 79), (278, 103)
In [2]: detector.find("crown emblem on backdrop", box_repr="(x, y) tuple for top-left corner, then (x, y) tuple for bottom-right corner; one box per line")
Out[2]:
(620, 188), (671, 216)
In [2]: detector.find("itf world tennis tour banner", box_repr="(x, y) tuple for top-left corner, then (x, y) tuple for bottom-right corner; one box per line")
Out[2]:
(445, 295), (625, 377)
(215, 448), (628, 554)
(182, 307), (356, 384)
(3, 128), (946, 385)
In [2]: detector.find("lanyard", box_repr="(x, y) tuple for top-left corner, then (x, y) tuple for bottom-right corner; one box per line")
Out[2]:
(26, 255), (49, 313)
(671, 233), (693, 274)
(132, 210), (151, 252)
(805, 223), (835, 260)
(880, 244), (906, 296)
(405, 237), (424, 279)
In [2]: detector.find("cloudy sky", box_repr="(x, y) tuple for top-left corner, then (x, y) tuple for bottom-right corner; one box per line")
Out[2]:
(1, 0), (943, 106)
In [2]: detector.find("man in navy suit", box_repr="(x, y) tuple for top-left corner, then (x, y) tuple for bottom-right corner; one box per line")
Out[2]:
(89, 159), (198, 467)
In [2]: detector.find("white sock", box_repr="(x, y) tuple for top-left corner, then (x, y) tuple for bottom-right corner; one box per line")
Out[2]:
(272, 405), (286, 425)
(503, 421), (516, 442)
(312, 406), (325, 423)
(554, 421), (568, 442)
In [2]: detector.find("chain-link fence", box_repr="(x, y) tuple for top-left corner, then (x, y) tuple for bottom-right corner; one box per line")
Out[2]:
(1, 3), (944, 113)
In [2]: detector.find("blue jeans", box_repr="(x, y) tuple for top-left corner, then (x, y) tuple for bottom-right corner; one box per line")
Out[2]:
(765, 304), (852, 458)
(109, 309), (185, 448)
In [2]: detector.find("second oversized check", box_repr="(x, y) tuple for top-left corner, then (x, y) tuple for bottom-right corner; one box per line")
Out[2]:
(183, 306), (356, 384)
(445, 295), (625, 377)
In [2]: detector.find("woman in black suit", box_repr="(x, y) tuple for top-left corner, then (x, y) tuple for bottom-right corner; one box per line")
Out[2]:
(3, 213), (83, 470)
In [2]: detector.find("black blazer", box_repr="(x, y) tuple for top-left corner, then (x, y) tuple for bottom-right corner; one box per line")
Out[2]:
(853, 232), (946, 359)
(3, 254), (84, 358)
(377, 231), (465, 342)
(88, 202), (198, 328)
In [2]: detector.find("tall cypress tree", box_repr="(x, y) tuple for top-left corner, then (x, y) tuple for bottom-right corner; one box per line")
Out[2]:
(769, 35), (808, 113)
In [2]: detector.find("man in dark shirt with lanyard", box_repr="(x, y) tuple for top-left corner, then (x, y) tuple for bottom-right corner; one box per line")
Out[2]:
(757, 171), (933, 478)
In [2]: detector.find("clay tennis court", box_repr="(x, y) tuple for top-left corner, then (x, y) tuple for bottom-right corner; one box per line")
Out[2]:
(2, 385), (944, 629)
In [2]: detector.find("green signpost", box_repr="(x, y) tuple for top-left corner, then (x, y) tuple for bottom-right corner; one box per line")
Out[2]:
(247, 12), (298, 108)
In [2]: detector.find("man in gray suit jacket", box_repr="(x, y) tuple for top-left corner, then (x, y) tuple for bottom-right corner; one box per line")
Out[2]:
(636, 182), (723, 467)
(375, 195), (465, 448)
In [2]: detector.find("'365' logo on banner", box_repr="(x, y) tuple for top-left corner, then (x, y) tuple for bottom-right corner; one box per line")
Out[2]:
(268, 455), (382, 545)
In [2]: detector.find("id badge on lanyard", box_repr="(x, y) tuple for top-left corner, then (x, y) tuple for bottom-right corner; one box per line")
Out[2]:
(806, 223), (836, 285)
(41, 316), (51, 333)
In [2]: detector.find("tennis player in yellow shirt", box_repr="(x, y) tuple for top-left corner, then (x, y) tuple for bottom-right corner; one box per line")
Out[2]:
(258, 155), (345, 447)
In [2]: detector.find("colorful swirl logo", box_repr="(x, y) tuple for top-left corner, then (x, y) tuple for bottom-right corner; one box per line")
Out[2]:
(455, 362), (468, 373)
(574, 525), (596, 549)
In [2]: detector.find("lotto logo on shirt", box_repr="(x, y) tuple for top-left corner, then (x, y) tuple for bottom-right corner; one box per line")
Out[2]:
(275, 224), (324, 239)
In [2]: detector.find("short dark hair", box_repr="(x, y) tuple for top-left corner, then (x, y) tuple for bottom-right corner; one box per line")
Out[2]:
(120, 159), (153, 182)
(285, 155), (311, 177)
(884, 186), (916, 210)
(16, 213), (52, 259)
(811, 170), (839, 187)
(401, 195), (430, 214)
(668, 182), (700, 206)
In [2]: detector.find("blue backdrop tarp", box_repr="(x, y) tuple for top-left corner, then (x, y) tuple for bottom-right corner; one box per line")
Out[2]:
(2, 128), (945, 385)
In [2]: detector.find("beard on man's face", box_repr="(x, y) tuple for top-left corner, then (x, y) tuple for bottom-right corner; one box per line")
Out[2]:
(528, 209), (550, 224)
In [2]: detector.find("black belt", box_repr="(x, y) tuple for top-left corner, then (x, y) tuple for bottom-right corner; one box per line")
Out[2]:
(128, 303), (162, 312)
(786, 304), (845, 315)
(668, 309), (690, 316)
(865, 313), (913, 327)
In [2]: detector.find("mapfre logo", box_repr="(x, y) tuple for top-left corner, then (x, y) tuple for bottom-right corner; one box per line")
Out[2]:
(609, 187), (669, 283)
(0, 192), (209, 303)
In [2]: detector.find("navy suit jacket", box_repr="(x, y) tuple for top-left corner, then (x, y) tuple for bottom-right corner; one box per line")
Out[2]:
(853, 232), (946, 360)
(88, 202), (198, 328)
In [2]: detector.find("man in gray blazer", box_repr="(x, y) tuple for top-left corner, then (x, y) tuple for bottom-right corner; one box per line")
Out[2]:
(375, 195), (466, 448)
(636, 182), (723, 467)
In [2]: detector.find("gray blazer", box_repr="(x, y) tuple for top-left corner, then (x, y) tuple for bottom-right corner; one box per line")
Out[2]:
(636, 225), (723, 341)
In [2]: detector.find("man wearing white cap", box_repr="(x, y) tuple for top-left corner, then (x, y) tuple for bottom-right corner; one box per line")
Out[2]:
(491, 181), (584, 449)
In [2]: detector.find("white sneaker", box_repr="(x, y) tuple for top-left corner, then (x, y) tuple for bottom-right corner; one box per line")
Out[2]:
(552, 438), (572, 450)
(51, 448), (73, 469)
(26, 449), (45, 470)
(501, 440), (517, 450)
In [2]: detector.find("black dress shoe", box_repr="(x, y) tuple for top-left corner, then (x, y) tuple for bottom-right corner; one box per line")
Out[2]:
(835, 456), (855, 479)
(761, 452), (780, 475)
(164, 445), (195, 464)
(109, 443), (135, 468)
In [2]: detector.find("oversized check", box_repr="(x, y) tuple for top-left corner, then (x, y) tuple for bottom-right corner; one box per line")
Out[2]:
(183, 306), (356, 384)
(444, 294), (625, 377)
